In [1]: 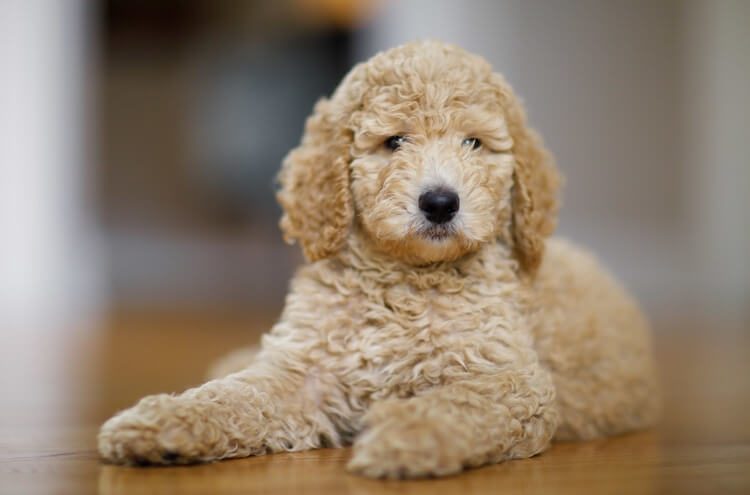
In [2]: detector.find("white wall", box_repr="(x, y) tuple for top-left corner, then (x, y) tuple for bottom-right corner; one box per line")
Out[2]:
(0, 0), (104, 328)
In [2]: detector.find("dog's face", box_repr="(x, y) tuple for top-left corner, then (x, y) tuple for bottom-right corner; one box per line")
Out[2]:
(348, 57), (517, 264)
(278, 41), (558, 273)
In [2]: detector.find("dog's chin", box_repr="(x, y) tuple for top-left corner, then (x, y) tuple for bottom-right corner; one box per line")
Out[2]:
(399, 225), (478, 264)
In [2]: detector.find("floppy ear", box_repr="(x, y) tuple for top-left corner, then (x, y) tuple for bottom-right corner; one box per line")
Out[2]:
(493, 74), (560, 275)
(277, 97), (354, 261)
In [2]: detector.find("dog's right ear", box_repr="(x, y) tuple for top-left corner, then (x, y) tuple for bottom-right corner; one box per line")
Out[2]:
(277, 97), (354, 262)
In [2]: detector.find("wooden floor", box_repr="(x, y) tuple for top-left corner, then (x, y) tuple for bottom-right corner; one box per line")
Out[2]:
(1, 310), (749, 494)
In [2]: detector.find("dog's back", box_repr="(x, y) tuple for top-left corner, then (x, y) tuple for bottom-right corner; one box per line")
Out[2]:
(531, 238), (661, 440)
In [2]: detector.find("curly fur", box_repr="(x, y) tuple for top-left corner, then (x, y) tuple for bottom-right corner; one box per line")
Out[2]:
(98, 41), (659, 478)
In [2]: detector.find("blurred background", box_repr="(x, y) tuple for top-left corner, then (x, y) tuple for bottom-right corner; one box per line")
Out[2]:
(2, 4), (749, 490)
(0, 0), (748, 332)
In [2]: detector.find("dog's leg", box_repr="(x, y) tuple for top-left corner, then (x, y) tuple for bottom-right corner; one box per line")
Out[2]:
(347, 366), (558, 478)
(98, 360), (339, 465)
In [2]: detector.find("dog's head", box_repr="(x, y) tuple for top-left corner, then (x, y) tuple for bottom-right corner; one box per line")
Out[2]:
(278, 41), (559, 274)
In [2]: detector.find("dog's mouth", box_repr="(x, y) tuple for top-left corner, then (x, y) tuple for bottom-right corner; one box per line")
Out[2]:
(417, 223), (456, 242)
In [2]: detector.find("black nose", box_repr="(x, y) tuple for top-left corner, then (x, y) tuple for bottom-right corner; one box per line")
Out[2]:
(419, 189), (460, 224)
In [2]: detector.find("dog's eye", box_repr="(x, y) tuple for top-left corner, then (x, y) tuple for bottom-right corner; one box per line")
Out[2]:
(385, 135), (407, 151)
(462, 137), (482, 150)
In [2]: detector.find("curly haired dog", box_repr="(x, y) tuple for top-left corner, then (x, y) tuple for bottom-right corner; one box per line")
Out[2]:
(99, 41), (659, 478)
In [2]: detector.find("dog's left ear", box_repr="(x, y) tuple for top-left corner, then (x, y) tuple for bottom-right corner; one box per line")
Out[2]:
(277, 97), (354, 262)
(492, 74), (561, 276)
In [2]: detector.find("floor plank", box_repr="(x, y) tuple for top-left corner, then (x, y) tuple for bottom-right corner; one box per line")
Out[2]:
(1, 310), (748, 494)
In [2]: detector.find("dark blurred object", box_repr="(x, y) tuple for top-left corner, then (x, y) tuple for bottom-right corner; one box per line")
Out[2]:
(97, 0), (384, 308)
(103, 0), (200, 46)
(99, 0), (361, 230)
(187, 32), (351, 223)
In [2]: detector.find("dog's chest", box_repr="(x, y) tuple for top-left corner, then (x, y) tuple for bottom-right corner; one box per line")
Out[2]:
(324, 270), (528, 400)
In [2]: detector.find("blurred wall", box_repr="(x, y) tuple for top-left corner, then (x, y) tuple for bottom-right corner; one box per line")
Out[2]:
(0, 0), (104, 327)
(682, 0), (750, 327)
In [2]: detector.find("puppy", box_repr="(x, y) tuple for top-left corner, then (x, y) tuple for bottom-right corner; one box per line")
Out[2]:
(99, 41), (659, 479)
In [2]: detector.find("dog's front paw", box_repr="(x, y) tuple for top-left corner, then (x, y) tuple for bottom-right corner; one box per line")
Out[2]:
(347, 402), (470, 479)
(98, 394), (211, 465)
